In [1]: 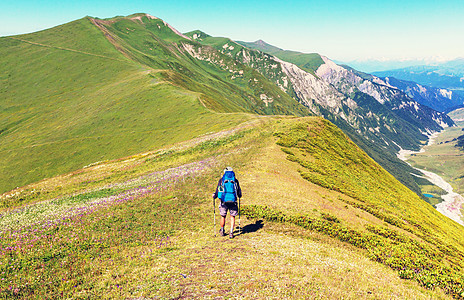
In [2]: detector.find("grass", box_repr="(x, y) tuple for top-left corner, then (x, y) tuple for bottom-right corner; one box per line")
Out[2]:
(0, 124), (255, 298)
(236, 40), (324, 75)
(244, 117), (464, 298)
(0, 15), (293, 193)
(1, 116), (462, 298)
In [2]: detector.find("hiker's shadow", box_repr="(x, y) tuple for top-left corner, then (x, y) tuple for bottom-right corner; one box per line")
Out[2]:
(240, 220), (264, 234)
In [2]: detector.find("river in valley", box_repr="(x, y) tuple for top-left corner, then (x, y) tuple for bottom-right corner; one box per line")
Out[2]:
(398, 132), (464, 226)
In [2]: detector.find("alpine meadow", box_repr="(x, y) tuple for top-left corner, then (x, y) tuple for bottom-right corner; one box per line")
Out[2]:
(1, 13), (464, 299)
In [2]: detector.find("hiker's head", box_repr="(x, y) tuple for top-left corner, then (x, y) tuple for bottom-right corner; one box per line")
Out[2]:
(224, 167), (233, 173)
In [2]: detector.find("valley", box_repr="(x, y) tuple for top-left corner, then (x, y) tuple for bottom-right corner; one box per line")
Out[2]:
(403, 109), (464, 225)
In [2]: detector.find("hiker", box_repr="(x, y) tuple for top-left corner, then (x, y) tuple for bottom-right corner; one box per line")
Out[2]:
(213, 167), (242, 239)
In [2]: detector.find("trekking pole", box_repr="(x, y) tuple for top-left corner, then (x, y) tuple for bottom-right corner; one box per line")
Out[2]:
(238, 197), (241, 235)
(213, 197), (216, 237)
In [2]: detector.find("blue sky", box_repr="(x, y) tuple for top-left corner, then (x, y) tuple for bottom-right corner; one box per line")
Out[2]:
(1, 0), (463, 62)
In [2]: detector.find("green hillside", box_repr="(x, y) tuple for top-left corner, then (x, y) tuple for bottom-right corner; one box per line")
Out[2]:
(94, 14), (308, 115)
(185, 32), (300, 101)
(1, 116), (462, 298)
(0, 14), (309, 193)
(237, 39), (325, 74)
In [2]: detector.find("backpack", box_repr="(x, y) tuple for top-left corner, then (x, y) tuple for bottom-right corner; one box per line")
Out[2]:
(219, 170), (237, 202)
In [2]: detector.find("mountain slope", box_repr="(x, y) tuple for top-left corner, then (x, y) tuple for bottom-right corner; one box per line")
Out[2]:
(92, 14), (309, 116)
(185, 32), (300, 100)
(238, 39), (325, 75)
(203, 38), (454, 149)
(0, 14), (310, 193)
(2, 14), (454, 197)
(1, 116), (462, 298)
(315, 56), (454, 134)
(199, 37), (454, 194)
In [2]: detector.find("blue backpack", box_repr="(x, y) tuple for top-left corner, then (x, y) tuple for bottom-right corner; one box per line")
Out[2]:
(218, 170), (237, 202)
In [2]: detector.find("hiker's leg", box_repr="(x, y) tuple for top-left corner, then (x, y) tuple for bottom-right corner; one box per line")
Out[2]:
(230, 216), (235, 233)
(219, 202), (226, 228)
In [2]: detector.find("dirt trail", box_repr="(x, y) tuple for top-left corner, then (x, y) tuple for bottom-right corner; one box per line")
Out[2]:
(9, 37), (128, 62)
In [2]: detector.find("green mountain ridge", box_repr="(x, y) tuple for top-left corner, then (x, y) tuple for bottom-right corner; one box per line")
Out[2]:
(1, 13), (452, 198)
(89, 15), (310, 116)
(185, 32), (300, 100)
(0, 14), (309, 193)
(237, 39), (325, 74)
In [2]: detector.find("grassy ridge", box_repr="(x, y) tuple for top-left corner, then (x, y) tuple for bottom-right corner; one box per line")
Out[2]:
(236, 40), (324, 74)
(0, 31), (246, 192)
(0, 116), (455, 298)
(265, 118), (464, 297)
(273, 118), (464, 245)
(0, 14), (313, 193)
(96, 15), (309, 116)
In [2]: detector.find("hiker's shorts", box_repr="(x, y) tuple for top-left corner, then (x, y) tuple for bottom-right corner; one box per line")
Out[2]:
(219, 201), (238, 217)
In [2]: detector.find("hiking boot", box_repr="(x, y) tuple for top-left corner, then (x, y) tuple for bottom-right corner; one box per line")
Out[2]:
(219, 227), (226, 236)
(229, 232), (234, 239)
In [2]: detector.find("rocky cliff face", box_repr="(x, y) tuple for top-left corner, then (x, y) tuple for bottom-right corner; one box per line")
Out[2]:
(314, 56), (454, 134)
(266, 54), (453, 151)
(273, 57), (346, 114)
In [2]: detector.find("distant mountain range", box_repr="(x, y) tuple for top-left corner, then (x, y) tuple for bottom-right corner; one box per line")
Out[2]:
(339, 58), (464, 74)
(379, 76), (464, 113)
(342, 59), (464, 112)
(373, 60), (464, 94)
(337, 59), (438, 73)
(0, 13), (454, 196)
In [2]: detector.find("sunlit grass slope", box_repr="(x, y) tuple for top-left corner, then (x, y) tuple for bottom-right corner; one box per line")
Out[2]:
(1, 116), (463, 298)
(0, 14), (311, 193)
(243, 118), (464, 298)
(0, 25), (245, 192)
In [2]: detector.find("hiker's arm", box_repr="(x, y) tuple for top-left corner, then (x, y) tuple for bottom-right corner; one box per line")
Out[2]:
(236, 179), (242, 198)
(213, 178), (222, 199)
